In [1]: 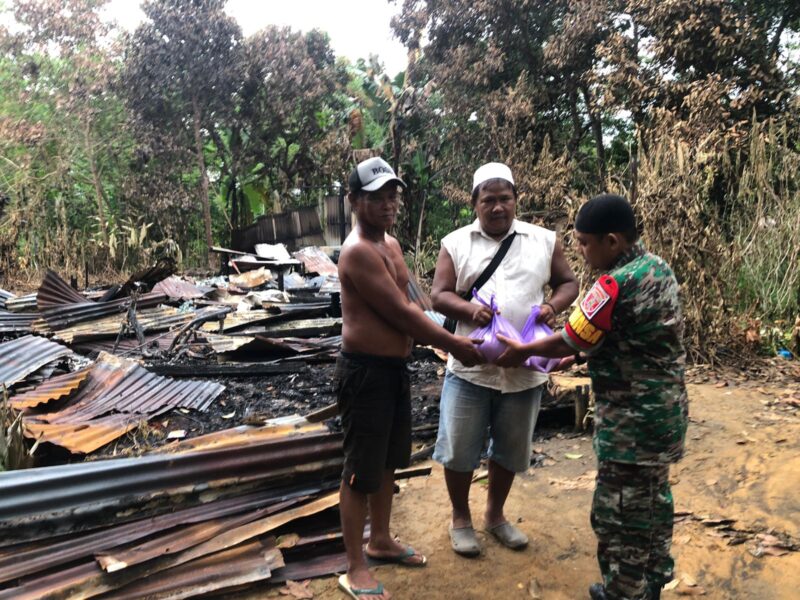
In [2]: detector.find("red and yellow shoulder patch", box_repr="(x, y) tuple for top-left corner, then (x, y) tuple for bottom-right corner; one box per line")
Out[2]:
(564, 275), (619, 351)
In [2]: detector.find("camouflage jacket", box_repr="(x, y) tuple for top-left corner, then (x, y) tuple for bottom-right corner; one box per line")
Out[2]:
(562, 242), (688, 465)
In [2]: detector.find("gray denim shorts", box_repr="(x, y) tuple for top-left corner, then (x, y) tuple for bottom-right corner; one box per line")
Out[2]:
(433, 371), (542, 473)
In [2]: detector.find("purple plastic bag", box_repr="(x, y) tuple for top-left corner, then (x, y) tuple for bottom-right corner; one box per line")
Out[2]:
(467, 290), (524, 364)
(520, 306), (561, 373)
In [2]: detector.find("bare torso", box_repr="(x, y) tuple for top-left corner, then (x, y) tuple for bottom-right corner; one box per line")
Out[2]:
(339, 229), (412, 357)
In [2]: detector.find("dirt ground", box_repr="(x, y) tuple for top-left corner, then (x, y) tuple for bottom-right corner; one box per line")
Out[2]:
(251, 375), (799, 600)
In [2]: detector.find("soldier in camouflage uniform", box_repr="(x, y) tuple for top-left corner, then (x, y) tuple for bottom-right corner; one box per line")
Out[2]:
(496, 194), (688, 600)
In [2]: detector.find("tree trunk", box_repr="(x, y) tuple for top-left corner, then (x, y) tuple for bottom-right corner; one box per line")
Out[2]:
(580, 85), (607, 188)
(192, 97), (214, 267)
(84, 122), (109, 250)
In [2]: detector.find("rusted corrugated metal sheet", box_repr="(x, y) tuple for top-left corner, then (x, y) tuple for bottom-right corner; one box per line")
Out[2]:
(71, 332), (177, 357)
(152, 276), (210, 300)
(22, 352), (224, 453)
(200, 310), (282, 333)
(0, 335), (73, 389)
(0, 310), (36, 334)
(163, 422), (329, 453)
(0, 429), (342, 526)
(0, 289), (13, 310)
(40, 291), (168, 330)
(36, 269), (90, 310)
(8, 367), (91, 409)
(4, 292), (37, 312)
(53, 306), (193, 343)
(105, 540), (283, 600)
(0, 486), (307, 583)
(23, 414), (139, 454)
(258, 317), (342, 338)
(292, 246), (338, 276)
(95, 497), (301, 571)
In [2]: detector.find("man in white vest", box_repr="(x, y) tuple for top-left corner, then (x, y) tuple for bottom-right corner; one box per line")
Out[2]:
(431, 162), (578, 556)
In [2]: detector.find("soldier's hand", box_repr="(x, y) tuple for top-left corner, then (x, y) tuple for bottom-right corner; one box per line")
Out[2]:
(494, 334), (529, 368)
(551, 355), (577, 372)
(451, 336), (485, 367)
(470, 303), (494, 327)
(536, 303), (557, 328)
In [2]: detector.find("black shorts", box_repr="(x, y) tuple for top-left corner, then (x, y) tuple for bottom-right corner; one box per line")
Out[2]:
(335, 351), (412, 493)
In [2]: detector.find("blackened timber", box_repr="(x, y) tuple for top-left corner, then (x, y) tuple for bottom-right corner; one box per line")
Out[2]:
(147, 361), (307, 377)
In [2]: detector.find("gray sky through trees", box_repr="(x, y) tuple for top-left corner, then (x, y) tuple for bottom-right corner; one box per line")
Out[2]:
(104, 0), (408, 76)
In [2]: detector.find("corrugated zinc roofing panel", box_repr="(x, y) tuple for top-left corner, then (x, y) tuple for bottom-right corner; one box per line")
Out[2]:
(8, 368), (91, 409)
(0, 335), (73, 388)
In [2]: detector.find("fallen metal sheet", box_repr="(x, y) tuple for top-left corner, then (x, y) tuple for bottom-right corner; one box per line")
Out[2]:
(159, 492), (339, 568)
(292, 246), (338, 276)
(203, 332), (259, 353)
(0, 310), (37, 334)
(152, 276), (211, 300)
(104, 540), (283, 600)
(0, 485), (317, 583)
(4, 292), (37, 313)
(116, 258), (177, 298)
(9, 367), (92, 409)
(71, 332), (177, 357)
(52, 306), (195, 343)
(0, 335), (73, 389)
(0, 430), (343, 525)
(162, 422), (329, 454)
(200, 309), (286, 333)
(22, 352), (224, 453)
(95, 497), (302, 571)
(146, 361), (306, 378)
(258, 317), (342, 338)
(202, 333), (332, 356)
(0, 494), (338, 599)
(40, 291), (168, 330)
(23, 413), (141, 454)
(0, 289), (14, 310)
(36, 269), (91, 310)
(271, 551), (348, 583)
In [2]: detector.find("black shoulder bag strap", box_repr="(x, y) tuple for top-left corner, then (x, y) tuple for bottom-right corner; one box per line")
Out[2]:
(463, 231), (517, 300)
(443, 231), (517, 332)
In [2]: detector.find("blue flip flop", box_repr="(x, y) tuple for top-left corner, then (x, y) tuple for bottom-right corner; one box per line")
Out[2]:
(364, 544), (428, 567)
(338, 574), (385, 599)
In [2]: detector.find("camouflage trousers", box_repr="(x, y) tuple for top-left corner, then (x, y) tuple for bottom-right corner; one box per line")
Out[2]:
(591, 460), (675, 600)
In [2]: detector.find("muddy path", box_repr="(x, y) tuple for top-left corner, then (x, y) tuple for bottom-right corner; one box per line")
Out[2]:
(239, 376), (799, 600)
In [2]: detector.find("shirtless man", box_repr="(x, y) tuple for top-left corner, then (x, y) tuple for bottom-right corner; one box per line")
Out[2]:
(336, 157), (484, 600)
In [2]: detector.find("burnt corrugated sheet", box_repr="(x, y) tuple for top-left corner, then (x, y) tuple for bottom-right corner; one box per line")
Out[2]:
(4, 292), (37, 312)
(53, 306), (193, 343)
(8, 368), (92, 409)
(0, 289), (13, 310)
(152, 276), (210, 300)
(0, 311), (37, 334)
(36, 269), (90, 310)
(71, 332), (176, 357)
(22, 352), (224, 453)
(0, 429), (342, 525)
(40, 291), (168, 330)
(0, 335), (72, 389)
(292, 246), (338, 276)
